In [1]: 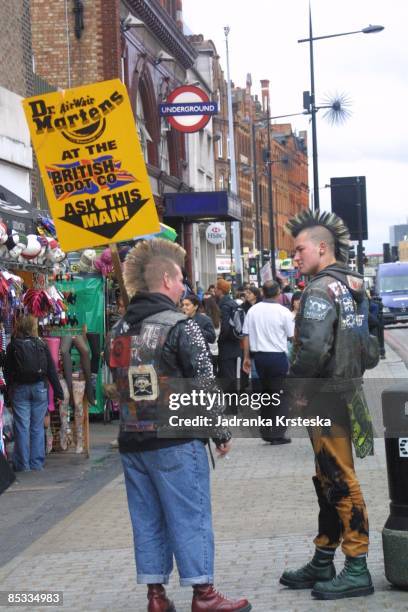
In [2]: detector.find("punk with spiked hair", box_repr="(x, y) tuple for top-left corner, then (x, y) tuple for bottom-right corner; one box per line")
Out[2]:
(123, 238), (186, 297)
(285, 209), (350, 265)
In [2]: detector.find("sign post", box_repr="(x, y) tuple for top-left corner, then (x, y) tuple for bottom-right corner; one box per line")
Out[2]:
(22, 79), (160, 252)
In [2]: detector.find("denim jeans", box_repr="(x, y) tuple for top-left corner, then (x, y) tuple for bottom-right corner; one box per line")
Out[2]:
(121, 440), (214, 586)
(12, 381), (49, 471)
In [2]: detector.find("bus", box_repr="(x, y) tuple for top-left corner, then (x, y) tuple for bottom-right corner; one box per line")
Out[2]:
(376, 262), (408, 325)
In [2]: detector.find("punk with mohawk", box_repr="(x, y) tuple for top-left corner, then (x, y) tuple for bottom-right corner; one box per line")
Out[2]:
(123, 238), (186, 297)
(279, 210), (376, 598)
(109, 237), (244, 610)
(285, 209), (350, 265)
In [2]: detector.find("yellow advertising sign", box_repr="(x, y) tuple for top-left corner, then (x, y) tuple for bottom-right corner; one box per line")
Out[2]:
(22, 79), (160, 251)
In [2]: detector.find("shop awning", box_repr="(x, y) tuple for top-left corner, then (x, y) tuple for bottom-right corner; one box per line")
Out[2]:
(0, 184), (38, 234)
(0, 184), (51, 235)
(164, 191), (241, 222)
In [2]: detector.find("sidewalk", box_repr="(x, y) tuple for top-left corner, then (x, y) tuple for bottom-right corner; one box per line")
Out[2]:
(0, 349), (407, 611)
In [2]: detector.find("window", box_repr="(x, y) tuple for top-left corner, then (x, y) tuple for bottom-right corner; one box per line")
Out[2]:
(135, 90), (152, 163)
(219, 174), (225, 190)
(217, 133), (223, 158)
(159, 119), (170, 173)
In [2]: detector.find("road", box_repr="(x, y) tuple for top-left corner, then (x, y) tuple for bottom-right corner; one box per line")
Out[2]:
(385, 325), (408, 365)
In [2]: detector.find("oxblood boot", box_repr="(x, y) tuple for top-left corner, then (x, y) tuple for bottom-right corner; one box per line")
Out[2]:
(147, 584), (176, 612)
(192, 584), (251, 612)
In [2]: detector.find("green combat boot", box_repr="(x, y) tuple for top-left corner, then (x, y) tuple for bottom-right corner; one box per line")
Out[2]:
(279, 548), (336, 589)
(312, 556), (374, 600)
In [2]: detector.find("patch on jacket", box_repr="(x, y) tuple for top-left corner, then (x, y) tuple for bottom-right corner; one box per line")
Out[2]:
(303, 296), (332, 320)
(128, 365), (158, 401)
(347, 275), (364, 292)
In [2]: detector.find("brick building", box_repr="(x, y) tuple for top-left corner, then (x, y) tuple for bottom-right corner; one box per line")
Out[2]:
(30, 0), (200, 276)
(213, 73), (308, 276)
(0, 0), (34, 205)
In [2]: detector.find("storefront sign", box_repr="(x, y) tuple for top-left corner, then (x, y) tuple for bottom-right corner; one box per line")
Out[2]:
(216, 256), (232, 274)
(22, 80), (160, 251)
(159, 85), (218, 133)
(165, 191), (241, 221)
(206, 223), (226, 245)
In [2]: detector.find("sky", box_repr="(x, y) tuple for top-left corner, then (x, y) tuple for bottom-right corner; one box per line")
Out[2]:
(182, 0), (408, 253)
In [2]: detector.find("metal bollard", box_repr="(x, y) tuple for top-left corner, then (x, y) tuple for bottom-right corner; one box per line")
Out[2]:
(382, 383), (408, 588)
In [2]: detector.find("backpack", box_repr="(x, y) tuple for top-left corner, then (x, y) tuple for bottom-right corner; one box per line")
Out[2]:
(355, 297), (380, 372)
(229, 304), (246, 339)
(322, 270), (380, 374)
(12, 337), (48, 383)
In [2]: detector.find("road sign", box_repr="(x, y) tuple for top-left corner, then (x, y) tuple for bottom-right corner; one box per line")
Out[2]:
(22, 79), (160, 251)
(159, 85), (218, 133)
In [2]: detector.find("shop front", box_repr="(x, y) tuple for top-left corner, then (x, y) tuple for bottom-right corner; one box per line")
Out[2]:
(164, 190), (241, 288)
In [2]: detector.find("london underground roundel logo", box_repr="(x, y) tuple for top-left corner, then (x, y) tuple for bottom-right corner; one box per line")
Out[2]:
(159, 85), (218, 133)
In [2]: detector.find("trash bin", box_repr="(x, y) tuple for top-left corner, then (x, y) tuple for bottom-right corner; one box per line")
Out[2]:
(382, 382), (408, 588)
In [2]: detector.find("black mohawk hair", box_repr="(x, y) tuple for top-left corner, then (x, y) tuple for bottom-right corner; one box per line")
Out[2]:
(285, 209), (350, 264)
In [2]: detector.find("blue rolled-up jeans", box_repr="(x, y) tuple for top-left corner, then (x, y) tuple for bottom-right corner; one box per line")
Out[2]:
(12, 381), (49, 471)
(121, 440), (214, 586)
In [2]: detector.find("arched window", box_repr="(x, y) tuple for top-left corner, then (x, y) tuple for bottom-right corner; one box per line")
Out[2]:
(135, 89), (152, 163)
(159, 118), (170, 173)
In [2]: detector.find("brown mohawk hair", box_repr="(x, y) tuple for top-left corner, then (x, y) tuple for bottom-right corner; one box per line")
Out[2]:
(285, 209), (350, 264)
(124, 238), (186, 297)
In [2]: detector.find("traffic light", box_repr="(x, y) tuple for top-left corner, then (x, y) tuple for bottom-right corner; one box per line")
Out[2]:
(383, 243), (391, 263)
(303, 90), (312, 112)
(348, 245), (356, 261)
(262, 148), (270, 163)
(248, 258), (257, 275)
(262, 249), (271, 263)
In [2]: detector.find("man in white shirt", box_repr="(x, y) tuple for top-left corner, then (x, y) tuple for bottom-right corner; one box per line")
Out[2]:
(242, 280), (294, 444)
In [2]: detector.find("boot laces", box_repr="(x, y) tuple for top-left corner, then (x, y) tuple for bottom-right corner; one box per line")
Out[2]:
(204, 586), (229, 600)
(332, 558), (353, 584)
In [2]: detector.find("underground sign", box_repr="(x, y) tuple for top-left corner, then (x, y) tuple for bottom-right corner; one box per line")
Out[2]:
(159, 85), (218, 133)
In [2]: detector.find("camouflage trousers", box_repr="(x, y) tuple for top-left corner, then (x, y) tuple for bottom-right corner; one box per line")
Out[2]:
(309, 424), (369, 557)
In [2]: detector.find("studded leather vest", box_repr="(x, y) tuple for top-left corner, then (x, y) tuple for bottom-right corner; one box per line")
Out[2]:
(109, 309), (187, 433)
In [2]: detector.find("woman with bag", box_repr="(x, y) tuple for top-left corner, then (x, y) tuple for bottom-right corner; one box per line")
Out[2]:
(4, 315), (63, 472)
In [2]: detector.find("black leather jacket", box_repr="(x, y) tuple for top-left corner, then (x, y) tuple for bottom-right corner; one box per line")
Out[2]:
(290, 265), (367, 386)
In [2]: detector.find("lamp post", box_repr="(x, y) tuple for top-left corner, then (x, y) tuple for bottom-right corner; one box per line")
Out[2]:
(224, 26), (242, 285)
(298, 5), (384, 211)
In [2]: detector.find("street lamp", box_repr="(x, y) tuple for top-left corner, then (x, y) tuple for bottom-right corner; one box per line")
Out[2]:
(298, 6), (384, 211)
(224, 26), (242, 285)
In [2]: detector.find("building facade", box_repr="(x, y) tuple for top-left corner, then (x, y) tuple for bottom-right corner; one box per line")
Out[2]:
(213, 74), (309, 280)
(390, 223), (408, 247)
(0, 0), (34, 204)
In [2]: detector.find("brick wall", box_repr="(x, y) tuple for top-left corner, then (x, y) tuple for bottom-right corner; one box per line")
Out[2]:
(0, 0), (34, 97)
(31, 0), (120, 89)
